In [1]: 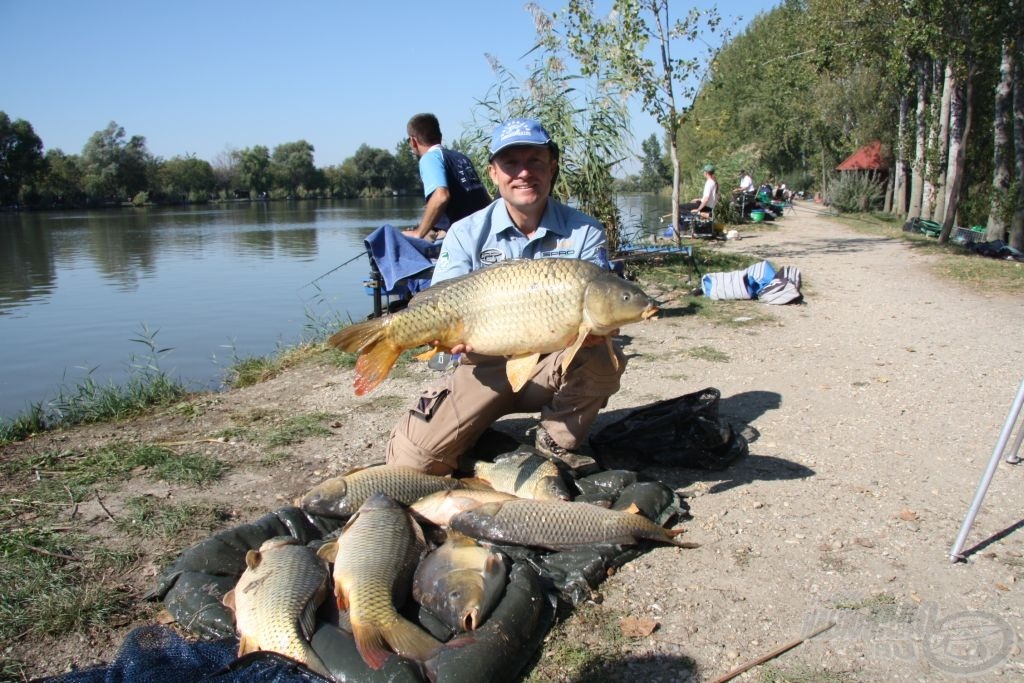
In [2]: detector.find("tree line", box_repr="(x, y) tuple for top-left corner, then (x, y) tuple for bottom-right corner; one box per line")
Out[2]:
(667, 0), (1023, 247)
(0, 116), (426, 208)
(3, 0), (1021, 252)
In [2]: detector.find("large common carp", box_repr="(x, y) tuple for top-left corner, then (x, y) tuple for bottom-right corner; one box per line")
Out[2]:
(472, 451), (571, 501)
(299, 464), (465, 518)
(329, 258), (658, 395)
(412, 531), (508, 632)
(317, 493), (441, 670)
(449, 498), (693, 551)
(221, 537), (331, 678)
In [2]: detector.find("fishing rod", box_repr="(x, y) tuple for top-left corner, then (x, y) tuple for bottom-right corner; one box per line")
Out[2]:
(305, 249), (369, 288)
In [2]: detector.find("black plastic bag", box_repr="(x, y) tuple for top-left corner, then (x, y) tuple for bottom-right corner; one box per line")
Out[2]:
(590, 387), (748, 470)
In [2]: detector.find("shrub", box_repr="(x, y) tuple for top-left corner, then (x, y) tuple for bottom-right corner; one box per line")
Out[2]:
(828, 173), (884, 213)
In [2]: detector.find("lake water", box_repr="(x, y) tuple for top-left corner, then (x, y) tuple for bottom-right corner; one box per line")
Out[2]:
(0, 194), (670, 420)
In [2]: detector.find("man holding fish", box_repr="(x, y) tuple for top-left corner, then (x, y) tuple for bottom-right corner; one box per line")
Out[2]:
(384, 118), (647, 476)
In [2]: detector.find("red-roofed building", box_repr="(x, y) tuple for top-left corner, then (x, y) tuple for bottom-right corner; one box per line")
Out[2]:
(836, 140), (891, 171)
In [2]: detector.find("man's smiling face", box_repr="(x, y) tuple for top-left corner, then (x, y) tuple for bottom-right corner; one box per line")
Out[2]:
(488, 145), (557, 217)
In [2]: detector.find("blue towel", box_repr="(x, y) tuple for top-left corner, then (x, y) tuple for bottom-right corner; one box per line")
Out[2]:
(364, 224), (439, 294)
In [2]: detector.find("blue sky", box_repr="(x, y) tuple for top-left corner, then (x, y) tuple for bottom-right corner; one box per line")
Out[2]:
(3, 0), (779, 175)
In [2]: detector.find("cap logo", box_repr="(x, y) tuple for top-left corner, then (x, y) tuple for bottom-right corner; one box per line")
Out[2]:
(499, 119), (536, 142)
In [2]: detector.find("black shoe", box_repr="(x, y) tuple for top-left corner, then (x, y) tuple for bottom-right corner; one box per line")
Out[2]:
(533, 426), (599, 475)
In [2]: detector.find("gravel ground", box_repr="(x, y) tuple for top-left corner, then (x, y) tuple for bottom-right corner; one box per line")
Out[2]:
(6, 205), (1024, 681)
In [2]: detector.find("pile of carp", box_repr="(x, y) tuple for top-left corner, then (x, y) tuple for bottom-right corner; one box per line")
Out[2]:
(218, 450), (695, 680)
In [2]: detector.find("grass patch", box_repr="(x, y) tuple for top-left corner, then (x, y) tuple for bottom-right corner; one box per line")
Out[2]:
(7, 443), (227, 505)
(830, 591), (913, 623)
(0, 404), (47, 443)
(0, 528), (138, 643)
(114, 496), (230, 539)
(258, 450), (290, 467)
(1, 327), (190, 444)
(524, 603), (631, 681)
(835, 213), (1024, 293)
(264, 413), (334, 447)
(214, 411), (335, 447)
(759, 665), (860, 682)
(225, 342), (326, 389)
(632, 244), (754, 291)
(0, 371), (188, 444)
(688, 345), (730, 362)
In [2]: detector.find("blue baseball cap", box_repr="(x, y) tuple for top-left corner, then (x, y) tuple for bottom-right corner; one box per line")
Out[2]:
(489, 118), (553, 159)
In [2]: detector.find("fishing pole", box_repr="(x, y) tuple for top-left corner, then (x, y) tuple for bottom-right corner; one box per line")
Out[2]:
(305, 249), (369, 288)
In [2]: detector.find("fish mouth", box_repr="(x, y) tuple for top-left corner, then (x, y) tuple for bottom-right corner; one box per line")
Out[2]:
(461, 607), (480, 631)
(640, 304), (660, 320)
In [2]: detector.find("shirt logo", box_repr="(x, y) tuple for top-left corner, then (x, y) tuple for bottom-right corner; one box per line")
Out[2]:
(480, 248), (504, 265)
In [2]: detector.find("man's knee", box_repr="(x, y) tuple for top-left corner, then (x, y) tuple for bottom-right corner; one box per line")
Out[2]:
(386, 423), (457, 475)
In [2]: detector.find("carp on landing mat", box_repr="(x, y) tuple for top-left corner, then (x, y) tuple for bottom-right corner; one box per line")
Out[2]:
(317, 493), (441, 670)
(472, 452), (571, 501)
(329, 258), (658, 396)
(413, 531), (507, 632)
(298, 464), (465, 519)
(221, 537), (332, 678)
(449, 498), (695, 551)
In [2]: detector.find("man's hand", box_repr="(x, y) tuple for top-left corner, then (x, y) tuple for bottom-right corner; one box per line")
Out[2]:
(430, 341), (472, 355)
(581, 329), (618, 348)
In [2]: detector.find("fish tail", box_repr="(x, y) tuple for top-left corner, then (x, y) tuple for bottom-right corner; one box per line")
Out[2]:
(384, 616), (444, 664)
(353, 339), (404, 396)
(351, 616), (393, 670)
(665, 527), (700, 548)
(329, 318), (386, 353)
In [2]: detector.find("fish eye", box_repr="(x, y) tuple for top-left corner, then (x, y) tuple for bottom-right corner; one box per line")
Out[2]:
(621, 292), (632, 302)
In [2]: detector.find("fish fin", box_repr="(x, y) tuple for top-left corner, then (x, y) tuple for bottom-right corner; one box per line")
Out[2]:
(559, 324), (593, 374)
(457, 476), (496, 491)
(413, 344), (451, 362)
(505, 353), (540, 392)
(353, 338), (404, 396)
(335, 587), (350, 612)
(237, 633), (260, 656)
(351, 619), (392, 670)
(328, 318), (385, 353)
(298, 590), (321, 642)
(383, 617), (443, 664)
(316, 540), (338, 563)
(244, 549), (261, 570)
(222, 589), (235, 611)
(623, 502), (642, 515)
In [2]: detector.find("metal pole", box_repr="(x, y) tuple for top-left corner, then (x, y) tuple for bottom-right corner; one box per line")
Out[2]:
(949, 377), (1024, 563)
(1003, 415), (1024, 464)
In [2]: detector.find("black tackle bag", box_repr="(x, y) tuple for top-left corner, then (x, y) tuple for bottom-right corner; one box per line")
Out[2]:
(590, 387), (748, 470)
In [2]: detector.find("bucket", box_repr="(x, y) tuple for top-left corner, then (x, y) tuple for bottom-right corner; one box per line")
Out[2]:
(750, 209), (765, 223)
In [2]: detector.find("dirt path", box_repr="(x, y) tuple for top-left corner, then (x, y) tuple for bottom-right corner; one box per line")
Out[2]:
(5, 207), (1024, 681)
(590, 207), (1024, 681)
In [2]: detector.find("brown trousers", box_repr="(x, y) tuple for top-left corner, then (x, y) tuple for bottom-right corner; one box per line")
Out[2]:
(385, 343), (626, 475)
